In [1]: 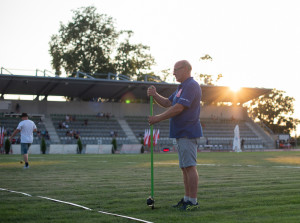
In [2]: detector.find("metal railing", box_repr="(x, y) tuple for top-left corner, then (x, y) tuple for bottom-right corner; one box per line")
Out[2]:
(0, 67), (163, 83)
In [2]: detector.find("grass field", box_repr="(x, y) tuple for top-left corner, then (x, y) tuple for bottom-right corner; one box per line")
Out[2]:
(1, 151), (300, 223)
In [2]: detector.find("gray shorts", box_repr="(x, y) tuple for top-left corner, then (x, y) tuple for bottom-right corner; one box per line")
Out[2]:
(176, 138), (198, 168)
(21, 143), (31, 155)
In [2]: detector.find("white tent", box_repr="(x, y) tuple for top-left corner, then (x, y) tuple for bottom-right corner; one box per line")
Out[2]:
(233, 125), (242, 152)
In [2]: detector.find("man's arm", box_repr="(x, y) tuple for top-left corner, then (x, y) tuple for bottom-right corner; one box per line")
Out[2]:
(9, 129), (20, 142)
(148, 103), (184, 125)
(153, 93), (172, 108)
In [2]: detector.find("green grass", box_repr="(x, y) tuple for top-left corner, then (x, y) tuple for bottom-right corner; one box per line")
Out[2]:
(1, 151), (300, 223)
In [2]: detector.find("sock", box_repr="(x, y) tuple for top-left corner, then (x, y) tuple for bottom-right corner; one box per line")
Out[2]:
(184, 196), (189, 202)
(25, 162), (29, 167)
(189, 198), (197, 205)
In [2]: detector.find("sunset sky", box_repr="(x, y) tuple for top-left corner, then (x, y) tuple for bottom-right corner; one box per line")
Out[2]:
(1, 0), (300, 134)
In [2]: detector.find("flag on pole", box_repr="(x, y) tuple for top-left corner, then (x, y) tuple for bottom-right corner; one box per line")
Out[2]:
(144, 129), (160, 147)
(0, 127), (4, 147)
(144, 129), (150, 146)
(154, 129), (160, 146)
(153, 129), (157, 146)
(147, 130), (151, 147)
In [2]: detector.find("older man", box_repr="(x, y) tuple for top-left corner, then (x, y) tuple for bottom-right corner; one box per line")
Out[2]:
(147, 60), (202, 210)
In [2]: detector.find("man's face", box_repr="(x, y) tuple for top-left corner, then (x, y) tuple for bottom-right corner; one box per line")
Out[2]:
(173, 62), (187, 83)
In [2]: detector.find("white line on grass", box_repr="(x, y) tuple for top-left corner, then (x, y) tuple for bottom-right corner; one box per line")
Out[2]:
(37, 196), (92, 210)
(0, 188), (153, 223)
(0, 188), (32, 197)
(273, 165), (300, 169)
(97, 210), (154, 223)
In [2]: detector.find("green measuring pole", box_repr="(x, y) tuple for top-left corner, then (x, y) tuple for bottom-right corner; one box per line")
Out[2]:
(150, 95), (154, 208)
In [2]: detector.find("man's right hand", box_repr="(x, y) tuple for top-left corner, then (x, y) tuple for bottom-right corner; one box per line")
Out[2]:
(147, 85), (156, 97)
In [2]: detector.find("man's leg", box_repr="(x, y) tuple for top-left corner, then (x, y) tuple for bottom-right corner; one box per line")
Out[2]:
(175, 138), (199, 208)
(182, 168), (190, 201)
(21, 143), (30, 168)
(184, 166), (198, 199)
(23, 153), (28, 163)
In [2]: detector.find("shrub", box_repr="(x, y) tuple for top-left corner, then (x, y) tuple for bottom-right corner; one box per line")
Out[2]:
(111, 138), (117, 153)
(140, 137), (145, 153)
(4, 139), (11, 154)
(40, 137), (47, 154)
(77, 138), (83, 154)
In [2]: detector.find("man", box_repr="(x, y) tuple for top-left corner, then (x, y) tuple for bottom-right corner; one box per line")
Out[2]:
(10, 113), (37, 169)
(147, 60), (202, 211)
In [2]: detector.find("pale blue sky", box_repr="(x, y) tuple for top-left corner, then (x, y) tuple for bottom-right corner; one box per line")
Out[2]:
(1, 0), (300, 134)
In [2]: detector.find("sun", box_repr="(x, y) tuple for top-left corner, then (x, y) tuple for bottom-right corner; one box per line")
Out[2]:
(229, 83), (241, 92)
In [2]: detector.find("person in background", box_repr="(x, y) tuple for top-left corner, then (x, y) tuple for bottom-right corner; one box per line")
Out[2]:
(10, 113), (37, 169)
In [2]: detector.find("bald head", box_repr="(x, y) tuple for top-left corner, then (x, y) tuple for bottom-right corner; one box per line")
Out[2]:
(178, 60), (192, 73)
(173, 60), (192, 83)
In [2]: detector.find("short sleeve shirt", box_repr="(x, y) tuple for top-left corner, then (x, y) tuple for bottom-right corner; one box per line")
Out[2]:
(17, 120), (37, 143)
(168, 77), (203, 138)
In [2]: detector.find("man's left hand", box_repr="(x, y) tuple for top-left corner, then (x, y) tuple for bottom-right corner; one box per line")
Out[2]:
(148, 116), (160, 125)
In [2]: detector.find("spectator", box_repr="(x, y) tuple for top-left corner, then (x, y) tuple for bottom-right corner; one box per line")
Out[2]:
(45, 131), (50, 140)
(84, 119), (88, 126)
(241, 138), (245, 150)
(74, 131), (80, 139)
(15, 103), (20, 113)
(62, 122), (69, 129)
(96, 112), (103, 118)
(110, 131), (114, 137)
(37, 130), (41, 138)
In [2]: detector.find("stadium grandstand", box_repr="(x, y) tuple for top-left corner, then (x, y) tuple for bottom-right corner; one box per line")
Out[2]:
(0, 69), (275, 153)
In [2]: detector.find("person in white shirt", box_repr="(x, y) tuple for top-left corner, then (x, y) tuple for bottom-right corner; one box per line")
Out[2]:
(10, 113), (37, 168)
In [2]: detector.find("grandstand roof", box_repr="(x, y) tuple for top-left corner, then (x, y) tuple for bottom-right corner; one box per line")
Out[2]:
(0, 74), (271, 103)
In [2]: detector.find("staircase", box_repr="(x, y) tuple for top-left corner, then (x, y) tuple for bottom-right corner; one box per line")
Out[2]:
(117, 119), (138, 143)
(245, 120), (275, 149)
(43, 115), (60, 144)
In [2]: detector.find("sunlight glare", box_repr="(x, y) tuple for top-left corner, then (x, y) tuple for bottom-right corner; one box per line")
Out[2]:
(229, 84), (241, 92)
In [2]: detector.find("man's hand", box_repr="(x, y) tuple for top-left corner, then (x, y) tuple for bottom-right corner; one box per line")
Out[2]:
(147, 85), (157, 97)
(148, 115), (160, 126)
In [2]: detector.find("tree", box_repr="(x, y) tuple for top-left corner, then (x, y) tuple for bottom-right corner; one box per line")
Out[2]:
(114, 31), (155, 80)
(198, 73), (223, 85)
(160, 68), (172, 82)
(247, 89), (300, 134)
(49, 6), (155, 78)
(196, 54), (223, 85)
(200, 54), (212, 61)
